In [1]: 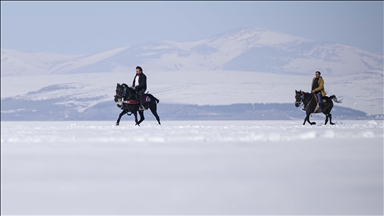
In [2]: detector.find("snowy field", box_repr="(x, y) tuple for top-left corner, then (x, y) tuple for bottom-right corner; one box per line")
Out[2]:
(1, 120), (383, 215)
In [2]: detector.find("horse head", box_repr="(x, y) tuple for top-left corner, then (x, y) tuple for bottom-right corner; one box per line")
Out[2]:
(294, 90), (304, 107)
(114, 83), (125, 102)
(114, 83), (135, 102)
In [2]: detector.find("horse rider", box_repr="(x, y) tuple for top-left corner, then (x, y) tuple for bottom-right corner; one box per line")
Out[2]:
(132, 66), (147, 110)
(311, 71), (326, 112)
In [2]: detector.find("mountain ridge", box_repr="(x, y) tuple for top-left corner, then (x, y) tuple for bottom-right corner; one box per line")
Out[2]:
(1, 27), (383, 119)
(1, 27), (383, 76)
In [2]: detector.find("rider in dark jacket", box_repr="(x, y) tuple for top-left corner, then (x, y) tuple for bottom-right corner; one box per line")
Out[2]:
(132, 66), (147, 110)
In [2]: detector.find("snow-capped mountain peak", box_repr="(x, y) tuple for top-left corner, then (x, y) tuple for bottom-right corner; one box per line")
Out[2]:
(1, 27), (382, 75)
(1, 27), (383, 121)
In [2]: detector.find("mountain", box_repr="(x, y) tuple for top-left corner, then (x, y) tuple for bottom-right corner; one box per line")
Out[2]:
(1, 70), (382, 119)
(1, 27), (383, 120)
(1, 27), (383, 76)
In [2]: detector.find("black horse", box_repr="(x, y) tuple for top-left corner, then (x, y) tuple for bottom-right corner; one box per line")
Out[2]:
(295, 90), (342, 125)
(114, 83), (161, 126)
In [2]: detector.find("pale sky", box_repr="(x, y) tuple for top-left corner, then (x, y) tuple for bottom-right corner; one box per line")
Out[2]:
(1, 1), (383, 55)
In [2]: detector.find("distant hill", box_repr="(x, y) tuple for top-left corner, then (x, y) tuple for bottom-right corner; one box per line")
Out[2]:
(1, 27), (383, 120)
(0, 97), (373, 121)
(2, 27), (383, 76)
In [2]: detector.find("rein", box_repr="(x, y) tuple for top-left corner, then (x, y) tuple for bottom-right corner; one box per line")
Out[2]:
(120, 85), (137, 101)
(302, 93), (314, 106)
(302, 92), (320, 113)
(297, 92), (315, 108)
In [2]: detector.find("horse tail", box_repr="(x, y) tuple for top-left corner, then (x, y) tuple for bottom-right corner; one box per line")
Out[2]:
(329, 95), (342, 103)
(154, 96), (160, 104)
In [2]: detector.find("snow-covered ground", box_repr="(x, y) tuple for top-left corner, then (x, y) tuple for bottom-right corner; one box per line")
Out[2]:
(1, 120), (383, 215)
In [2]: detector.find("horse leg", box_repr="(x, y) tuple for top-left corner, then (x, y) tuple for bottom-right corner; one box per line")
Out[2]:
(329, 114), (335, 125)
(116, 109), (129, 126)
(132, 112), (140, 126)
(150, 103), (161, 125)
(303, 111), (310, 125)
(324, 100), (335, 125)
(324, 113), (329, 125)
(137, 110), (145, 125)
(306, 112), (316, 125)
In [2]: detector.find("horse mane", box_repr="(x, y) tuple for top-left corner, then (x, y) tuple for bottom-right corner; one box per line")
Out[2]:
(296, 90), (311, 96)
(298, 90), (311, 95)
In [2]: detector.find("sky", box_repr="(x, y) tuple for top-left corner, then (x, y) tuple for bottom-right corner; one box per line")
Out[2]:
(1, 1), (383, 55)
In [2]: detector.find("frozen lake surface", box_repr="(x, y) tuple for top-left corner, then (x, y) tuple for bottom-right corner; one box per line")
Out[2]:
(1, 120), (383, 215)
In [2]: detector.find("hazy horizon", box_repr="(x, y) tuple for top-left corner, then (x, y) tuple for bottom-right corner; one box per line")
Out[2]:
(1, 1), (383, 55)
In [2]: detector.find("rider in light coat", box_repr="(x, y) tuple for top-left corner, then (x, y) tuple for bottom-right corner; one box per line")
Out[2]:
(311, 71), (326, 111)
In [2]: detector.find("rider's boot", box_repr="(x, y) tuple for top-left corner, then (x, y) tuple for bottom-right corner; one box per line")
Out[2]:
(139, 93), (145, 110)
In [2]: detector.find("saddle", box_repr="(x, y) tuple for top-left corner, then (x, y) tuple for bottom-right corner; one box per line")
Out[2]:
(303, 95), (327, 112)
(313, 94), (327, 103)
(313, 94), (328, 113)
(122, 94), (151, 106)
